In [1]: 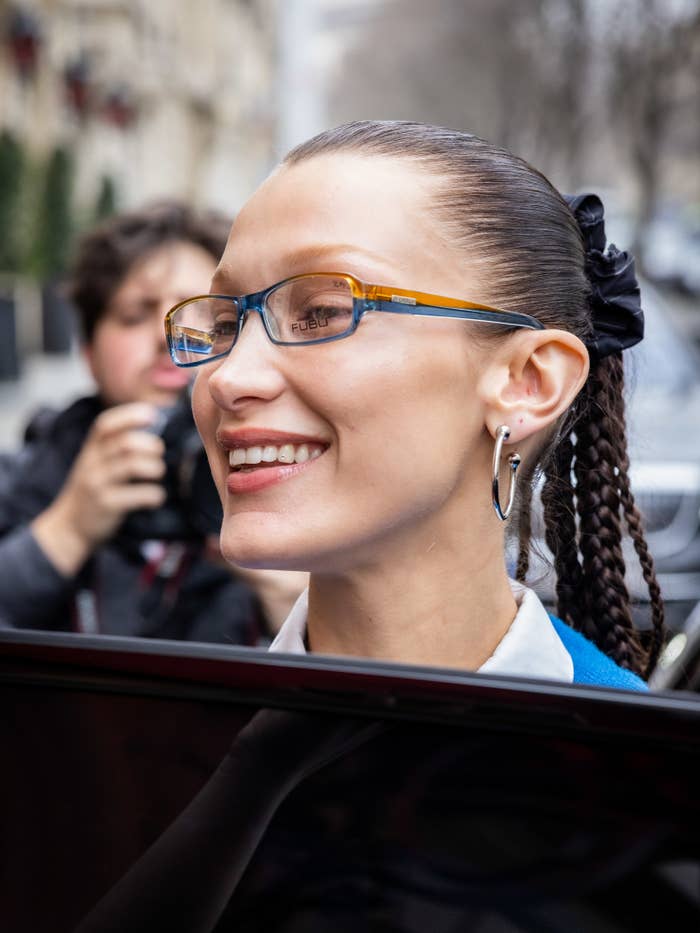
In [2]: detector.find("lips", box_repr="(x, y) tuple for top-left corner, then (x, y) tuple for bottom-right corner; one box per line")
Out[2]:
(149, 363), (192, 390)
(218, 428), (329, 494)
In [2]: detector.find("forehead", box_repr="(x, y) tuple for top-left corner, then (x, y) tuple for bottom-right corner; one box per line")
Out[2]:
(216, 153), (453, 290)
(115, 241), (217, 294)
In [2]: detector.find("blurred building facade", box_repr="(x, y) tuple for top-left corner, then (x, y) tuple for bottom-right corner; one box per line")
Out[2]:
(0, 0), (383, 401)
(1, 0), (279, 215)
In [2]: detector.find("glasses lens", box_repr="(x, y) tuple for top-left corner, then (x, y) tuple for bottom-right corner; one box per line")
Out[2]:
(265, 275), (354, 343)
(168, 297), (239, 365)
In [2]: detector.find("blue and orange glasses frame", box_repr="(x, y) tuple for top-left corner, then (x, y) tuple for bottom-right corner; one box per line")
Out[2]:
(165, 271), (544, 367)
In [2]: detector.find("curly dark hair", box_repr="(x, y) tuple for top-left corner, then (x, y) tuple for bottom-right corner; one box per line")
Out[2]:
(285, 120), (664, 678)
(68, 200), (231, 342)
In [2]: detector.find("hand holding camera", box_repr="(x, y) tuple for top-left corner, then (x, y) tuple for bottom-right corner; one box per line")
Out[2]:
(32, 403), (167, 577)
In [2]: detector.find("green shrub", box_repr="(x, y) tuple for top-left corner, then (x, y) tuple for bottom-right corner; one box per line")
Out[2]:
(32, 145), (75, 281)
(0, 131), (26, 273)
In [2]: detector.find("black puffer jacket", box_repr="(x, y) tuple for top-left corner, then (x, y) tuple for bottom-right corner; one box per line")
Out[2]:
(0, 395), (264, 643)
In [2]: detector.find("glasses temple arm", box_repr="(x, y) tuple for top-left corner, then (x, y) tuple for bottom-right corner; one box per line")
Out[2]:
(371, 298), (544, 330)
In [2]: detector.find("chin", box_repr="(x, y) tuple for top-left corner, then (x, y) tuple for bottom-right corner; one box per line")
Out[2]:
(148, 387), (184, 406)
(219, 515), (335, 572)
(220, 541), (308, 572)
(218, 518), (293, 570)
(123, 386), (179, 408)
(219, 504), (364, 574)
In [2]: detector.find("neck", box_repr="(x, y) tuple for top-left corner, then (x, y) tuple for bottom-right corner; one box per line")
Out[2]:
(305, 513), (517, 671)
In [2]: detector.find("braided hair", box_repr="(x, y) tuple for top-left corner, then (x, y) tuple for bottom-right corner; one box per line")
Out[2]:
(285, 120), (665, 678)
(536, 352), (664, 677)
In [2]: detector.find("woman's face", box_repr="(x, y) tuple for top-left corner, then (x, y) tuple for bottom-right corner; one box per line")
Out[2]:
(193, 154), (495, 572)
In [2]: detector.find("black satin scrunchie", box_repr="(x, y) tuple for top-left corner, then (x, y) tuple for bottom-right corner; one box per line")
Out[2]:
(564, 193), (644, 361)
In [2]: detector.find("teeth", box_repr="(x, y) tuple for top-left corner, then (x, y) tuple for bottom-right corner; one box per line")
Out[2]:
(278, 444), (295, 464)
(228, 442), (325, 469)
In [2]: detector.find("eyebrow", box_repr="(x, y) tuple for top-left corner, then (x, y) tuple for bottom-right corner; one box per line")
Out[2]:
(211, 243), (398, 294)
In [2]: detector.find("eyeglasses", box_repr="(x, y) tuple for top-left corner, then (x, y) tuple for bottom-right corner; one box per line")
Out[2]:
(165, 271), (544, 367)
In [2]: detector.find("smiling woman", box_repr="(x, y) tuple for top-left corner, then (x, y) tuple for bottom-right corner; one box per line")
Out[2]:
(171, 120), (664, 687)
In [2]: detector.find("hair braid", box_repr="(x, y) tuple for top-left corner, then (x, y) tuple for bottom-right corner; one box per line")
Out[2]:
(541, 429), (584, 629)
(515, 479), (533, 583)
(603, 355), (665, 676)
(572, 357), (644, 672)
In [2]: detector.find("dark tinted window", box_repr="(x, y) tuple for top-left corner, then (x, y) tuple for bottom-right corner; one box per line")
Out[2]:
(2, 633), (699, 933)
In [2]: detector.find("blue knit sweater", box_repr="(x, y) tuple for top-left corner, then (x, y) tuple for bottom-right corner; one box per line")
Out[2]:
(550, 616), (648, 690)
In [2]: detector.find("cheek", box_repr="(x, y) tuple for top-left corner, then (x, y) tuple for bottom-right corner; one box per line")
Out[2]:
(88, 334), (138, 399)
(192, 369), (225, 483)
(94, 328), (149, 379)
(191, 368), (210, 429)
(319, 330), (481, 504)
(110, 335), (141, 371)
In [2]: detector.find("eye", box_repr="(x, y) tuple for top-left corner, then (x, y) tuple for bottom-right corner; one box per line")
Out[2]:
(210, 314), (238, 352)
(267, 276), (355, 340)
(212, 317), (238, 338)
(113, 308), (150, 327)
(296, 302), (350, 324)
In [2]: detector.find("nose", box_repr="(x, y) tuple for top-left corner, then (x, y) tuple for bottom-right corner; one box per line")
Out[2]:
(206, 308), (286, 412)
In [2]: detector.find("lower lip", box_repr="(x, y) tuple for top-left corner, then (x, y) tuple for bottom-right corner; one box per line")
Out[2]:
(150, 366), (192, 390)
(226, 455), (323, 494)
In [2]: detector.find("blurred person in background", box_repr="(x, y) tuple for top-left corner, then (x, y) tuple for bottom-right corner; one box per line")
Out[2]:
(0, 201), (306, 642)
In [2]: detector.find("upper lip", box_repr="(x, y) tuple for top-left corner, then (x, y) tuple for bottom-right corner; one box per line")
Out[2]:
(217, 428), (330, 449)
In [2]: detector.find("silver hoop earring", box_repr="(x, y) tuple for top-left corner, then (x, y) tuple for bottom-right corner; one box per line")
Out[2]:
(491, 425), (521, 521)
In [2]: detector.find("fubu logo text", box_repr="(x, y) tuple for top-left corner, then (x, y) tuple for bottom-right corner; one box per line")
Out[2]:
(291, 318), (330, 332)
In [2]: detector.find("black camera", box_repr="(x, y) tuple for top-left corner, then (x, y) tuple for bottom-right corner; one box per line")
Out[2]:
(117, 392), (222, 542)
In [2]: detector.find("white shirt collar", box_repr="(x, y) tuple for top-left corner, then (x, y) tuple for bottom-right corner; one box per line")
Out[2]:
(269, 580), (573, 683)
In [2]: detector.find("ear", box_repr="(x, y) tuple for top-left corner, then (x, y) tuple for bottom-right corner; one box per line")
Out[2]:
(477, 329), (589, 445)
